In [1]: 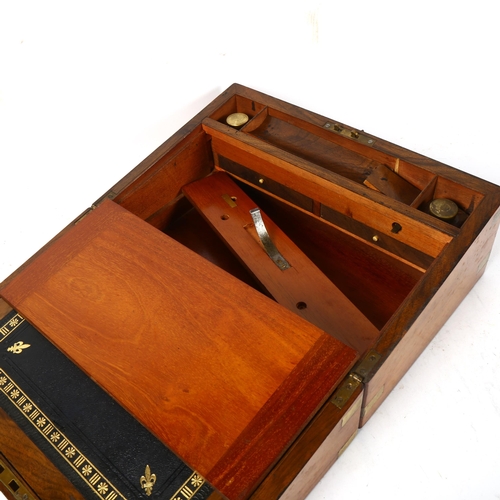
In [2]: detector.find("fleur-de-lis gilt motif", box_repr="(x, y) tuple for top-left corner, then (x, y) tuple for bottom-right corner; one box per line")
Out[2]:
(7, 341), (31, 354)
(140, 465), (156, 496)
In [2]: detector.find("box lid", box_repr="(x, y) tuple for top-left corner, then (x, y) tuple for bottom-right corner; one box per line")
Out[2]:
(0, 199), (357, 500)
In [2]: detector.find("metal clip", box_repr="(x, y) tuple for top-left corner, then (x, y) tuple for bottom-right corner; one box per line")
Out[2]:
(249, 208), (290, 270)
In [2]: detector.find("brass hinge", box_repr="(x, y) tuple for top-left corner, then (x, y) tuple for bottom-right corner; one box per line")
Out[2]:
(331, 373), (363, 409)
(331, 349), (382, 410)
(74, 191), (117, 225)
(352, 349), (381, 380)
(74, 206), (95, 224)
(92, 190), (117, 207)
(324, 122), (376, 147)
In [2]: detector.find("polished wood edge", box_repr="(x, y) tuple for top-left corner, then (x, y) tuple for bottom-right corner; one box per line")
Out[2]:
(372, 202), (500, 361)
(228, 85), (500, 194)
(0, 299), (12, 318)
(206, 334), (357, 499)
(0, 452), (39, 500)
(250, 386), (363, 500)
(361, 205), (500, 423)
(0, 207), (93, 294)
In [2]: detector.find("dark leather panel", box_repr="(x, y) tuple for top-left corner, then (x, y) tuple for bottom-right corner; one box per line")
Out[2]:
(0, 310), (213, 500)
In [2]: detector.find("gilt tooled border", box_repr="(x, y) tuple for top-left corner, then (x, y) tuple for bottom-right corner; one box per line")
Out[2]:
(0, 313), (210, 500)
(0, 313), (25, 343)
(0, 369), (126, 500)
(169, 471), (207, 500)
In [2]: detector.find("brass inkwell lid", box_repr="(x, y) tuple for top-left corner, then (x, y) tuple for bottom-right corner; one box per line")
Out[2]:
(429, 198), (459, 220)
(226, 113), (249, 128)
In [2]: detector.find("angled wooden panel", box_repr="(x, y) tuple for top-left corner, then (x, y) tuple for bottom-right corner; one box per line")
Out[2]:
(183, 172), (379, 353)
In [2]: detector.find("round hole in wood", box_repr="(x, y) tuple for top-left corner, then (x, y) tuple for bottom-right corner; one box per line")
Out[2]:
(296, 301), (307, 310)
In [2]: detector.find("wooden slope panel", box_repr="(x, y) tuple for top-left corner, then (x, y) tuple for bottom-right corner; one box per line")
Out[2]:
(183, 172), (379, 353)
(0, 199), (356, 500)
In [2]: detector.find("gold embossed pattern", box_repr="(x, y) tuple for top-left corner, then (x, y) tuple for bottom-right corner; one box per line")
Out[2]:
(0, 367), (126, 500)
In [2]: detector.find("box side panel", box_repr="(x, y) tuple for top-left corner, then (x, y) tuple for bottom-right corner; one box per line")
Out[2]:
(0, 452), (39, 500)
(0, 408), (84, 500)
(361, 207), (500, 425)
(250, 388), (363, 500)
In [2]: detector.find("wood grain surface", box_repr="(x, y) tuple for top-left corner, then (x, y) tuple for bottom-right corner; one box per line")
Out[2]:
(0, 199), (356, 499)
(183, 172), (379, 353)
(0, 408), (84, 500)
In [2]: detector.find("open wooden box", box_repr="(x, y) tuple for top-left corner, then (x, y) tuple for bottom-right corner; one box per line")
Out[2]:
(1, 84), (499, 500)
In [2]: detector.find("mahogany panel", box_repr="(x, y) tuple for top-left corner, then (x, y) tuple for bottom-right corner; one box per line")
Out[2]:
(204, 120), (454, 257)
(0, 199), (356, 500)
(250, 388), (363, 500)
(183, 172), (379, 353)
(362, 206), (500, 424)
(364, 163), (421, 204)
(113, 130), (213, 220)
(248, 114), (382, 183)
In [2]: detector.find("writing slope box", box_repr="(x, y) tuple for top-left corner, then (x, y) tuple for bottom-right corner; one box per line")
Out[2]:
(1, 84), (500, 500)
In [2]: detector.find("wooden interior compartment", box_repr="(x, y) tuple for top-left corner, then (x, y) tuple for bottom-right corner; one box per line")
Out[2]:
(110, 142), (425, 352)
(415, 175), (484, 217)
(399, 159), (484, 226)
(396, 158), (437, 190)
(203, 120), (454, 258)
(244, 107), (386, 184)
(209, 94), (266, 126)
(107, 120), (439, 354)
(164, 186), (423, 351)
(228, 182), (425, 332)
(112, 126), (214, 227)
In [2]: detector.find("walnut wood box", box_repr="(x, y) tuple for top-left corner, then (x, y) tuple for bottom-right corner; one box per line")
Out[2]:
(1, 84), (499, 500)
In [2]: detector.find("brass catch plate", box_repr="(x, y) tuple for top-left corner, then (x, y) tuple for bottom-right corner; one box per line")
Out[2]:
(324, 122), (376, 146)
(0, 454), (38, 500)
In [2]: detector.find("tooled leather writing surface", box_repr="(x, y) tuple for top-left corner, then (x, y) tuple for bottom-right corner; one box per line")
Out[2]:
(1, 199), (356, 499)
(0, 309), (212, 499)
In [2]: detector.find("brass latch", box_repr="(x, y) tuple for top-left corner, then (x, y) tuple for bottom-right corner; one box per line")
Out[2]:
(331, 350), (382, 410)
(324, 122), (376, 147)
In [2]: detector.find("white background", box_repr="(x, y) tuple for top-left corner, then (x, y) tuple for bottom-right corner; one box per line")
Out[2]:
(1, 1), (499, 499)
